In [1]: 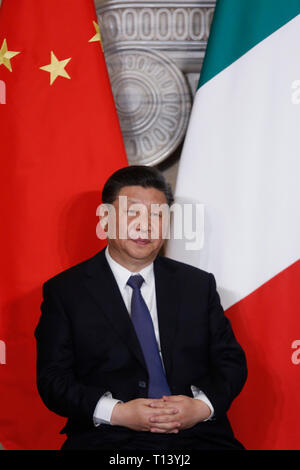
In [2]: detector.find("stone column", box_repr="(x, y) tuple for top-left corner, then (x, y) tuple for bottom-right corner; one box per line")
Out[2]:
(95, 0), (215, 187)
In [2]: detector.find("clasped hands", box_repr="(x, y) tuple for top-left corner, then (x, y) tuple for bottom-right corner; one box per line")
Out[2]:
(110, 395), (211, 434)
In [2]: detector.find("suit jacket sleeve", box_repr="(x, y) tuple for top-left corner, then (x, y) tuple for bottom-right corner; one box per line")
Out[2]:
(35, 280), (104, 424)
(195, 273), (247, 419)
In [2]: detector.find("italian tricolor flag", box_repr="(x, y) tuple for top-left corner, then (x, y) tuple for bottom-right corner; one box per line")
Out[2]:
(167, 0), (300, 450)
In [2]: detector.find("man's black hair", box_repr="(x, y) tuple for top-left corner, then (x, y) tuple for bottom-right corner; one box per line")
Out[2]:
(102, 165), (174, 206)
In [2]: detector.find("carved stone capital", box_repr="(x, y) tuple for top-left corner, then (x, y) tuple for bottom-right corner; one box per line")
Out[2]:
(96, 1), (216, 165)
(106, 47), (191, 165)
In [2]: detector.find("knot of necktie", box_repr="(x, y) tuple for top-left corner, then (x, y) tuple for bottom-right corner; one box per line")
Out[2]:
(127, 274), (144, 290)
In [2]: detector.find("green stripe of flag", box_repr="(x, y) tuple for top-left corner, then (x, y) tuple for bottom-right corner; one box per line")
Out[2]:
(199, 0), (300, 89)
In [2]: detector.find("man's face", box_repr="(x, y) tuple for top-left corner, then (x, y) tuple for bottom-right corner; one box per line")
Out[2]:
(106, 185), (168, 268)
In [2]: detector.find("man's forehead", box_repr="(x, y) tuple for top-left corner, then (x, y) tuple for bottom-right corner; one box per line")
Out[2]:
(126, 197), (166, 207)
(115, 186), (167, 205)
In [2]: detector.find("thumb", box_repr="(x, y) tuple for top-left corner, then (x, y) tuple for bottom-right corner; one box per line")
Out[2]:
(163, 395), (183, 402)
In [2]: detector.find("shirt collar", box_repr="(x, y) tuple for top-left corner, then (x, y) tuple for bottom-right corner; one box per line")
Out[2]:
(105, 246), (154, 290)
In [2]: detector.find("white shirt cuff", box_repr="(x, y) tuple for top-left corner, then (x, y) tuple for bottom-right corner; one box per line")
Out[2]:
(191, 385), (214, 421)
(93, 391), (123, 426)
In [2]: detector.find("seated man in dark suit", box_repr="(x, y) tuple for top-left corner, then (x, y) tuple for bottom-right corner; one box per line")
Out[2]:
(35, 165), (247, 450)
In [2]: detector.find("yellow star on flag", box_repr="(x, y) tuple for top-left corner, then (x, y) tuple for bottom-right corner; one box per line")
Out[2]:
(0, 39), (20, 72)
(40, 51), (71, 86)
(89, 20), (103, 50)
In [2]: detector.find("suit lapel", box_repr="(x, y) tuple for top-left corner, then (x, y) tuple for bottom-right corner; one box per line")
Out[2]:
(154, 256), (180, 387)
(82, 249), (180, 388)
(82, 249), (147, 371)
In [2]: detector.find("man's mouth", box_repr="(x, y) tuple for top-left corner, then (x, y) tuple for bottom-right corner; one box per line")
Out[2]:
(131, 237), (151, 245)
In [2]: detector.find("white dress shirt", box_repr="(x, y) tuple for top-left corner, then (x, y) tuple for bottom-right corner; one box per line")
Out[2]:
(93, 246), (214, 425)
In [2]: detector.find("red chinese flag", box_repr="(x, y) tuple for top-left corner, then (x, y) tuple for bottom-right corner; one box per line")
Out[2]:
(0, 0), (127, 449)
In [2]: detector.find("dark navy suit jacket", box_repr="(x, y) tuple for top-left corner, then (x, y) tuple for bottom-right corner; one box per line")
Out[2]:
(35, 248), (247, 450)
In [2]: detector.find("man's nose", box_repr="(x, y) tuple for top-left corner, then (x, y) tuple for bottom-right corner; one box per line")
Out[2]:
(135, 212), (152, 234)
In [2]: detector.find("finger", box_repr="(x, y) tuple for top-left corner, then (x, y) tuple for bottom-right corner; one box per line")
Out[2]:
(147, 396), (180, 405)
(151, 409), (179, 417)
(148, 402), (166, 408)
(150, 427), (179, 434)
(149, 402), (178, 410)
(149, 414), (180, 424)
(161, 395), (184, 402)
(149, 422), (181, 432)
(149, 427), (167, 434)
(147, 400), (166, 407)
(149, 419), (180, 428)
(146, 398), (165, 404)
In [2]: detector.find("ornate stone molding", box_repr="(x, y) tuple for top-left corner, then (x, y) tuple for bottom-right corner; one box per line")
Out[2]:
(106, 47), (191, 166)
(97, 1), (215, 72)
(98, 2), (214, 48)
(96, 1), (216, 165)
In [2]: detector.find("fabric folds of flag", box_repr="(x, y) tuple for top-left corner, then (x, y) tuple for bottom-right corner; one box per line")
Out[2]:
(167, 0), (300, 450)
(0, 0), (127, 450)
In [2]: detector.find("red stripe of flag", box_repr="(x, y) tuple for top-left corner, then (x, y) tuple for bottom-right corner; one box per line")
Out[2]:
(228, 260), (300, 450)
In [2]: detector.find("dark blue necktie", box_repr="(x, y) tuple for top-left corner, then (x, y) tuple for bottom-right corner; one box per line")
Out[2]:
(127, 274), (171, 398)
